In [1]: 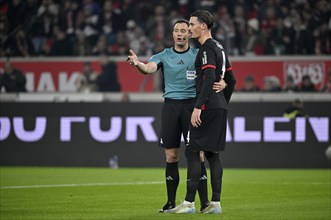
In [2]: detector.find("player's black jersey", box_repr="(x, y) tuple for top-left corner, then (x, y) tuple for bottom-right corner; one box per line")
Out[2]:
(194, 38), (236, 110)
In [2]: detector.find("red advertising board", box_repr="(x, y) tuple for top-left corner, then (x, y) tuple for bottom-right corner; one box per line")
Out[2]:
(0, 57), (330, 92)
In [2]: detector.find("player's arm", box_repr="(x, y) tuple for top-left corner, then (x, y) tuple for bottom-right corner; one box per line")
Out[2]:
(191, 67), (215, 128)
(223, 56), (236, 103)
(127, 49), (158, 75)
(195, 67), (216, 109)
(195, 49), (217, 109)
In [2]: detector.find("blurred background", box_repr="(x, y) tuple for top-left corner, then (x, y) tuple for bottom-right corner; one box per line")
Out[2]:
(0, 0), (330, 168)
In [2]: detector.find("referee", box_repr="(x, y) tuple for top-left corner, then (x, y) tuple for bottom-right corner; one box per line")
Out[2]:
(168, 11), (236, 214)
(127, 19), (226, 213)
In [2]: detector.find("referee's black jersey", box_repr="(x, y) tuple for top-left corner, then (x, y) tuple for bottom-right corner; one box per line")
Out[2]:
(194, 38), (236, 110)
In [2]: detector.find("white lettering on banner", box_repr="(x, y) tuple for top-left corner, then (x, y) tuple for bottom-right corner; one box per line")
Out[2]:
(37, 72), (55, 91)
(60, 117), (86, 141)
(0, 117), (10, 141)
(295, 118), (306, 142)
(13, 117), (46, 142)
(59, 72), (80, 91)
(264, 117), (291, 142)
(308, 118), (329, 142)
(233, 117), (261, 142)
(126, 117), (157, 142)
(25, 73), (34, 91)
(25, 72), (81, 92)
(89, 117), (122, 142)
(226, 121), (232, 142)
(0, 117), (329, 143)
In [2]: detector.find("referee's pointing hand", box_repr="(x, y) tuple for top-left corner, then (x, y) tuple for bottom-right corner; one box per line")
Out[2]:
(127, 49), (139, 66)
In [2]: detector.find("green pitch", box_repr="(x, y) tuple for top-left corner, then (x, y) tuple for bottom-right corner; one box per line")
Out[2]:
(0, 167), (330, 220)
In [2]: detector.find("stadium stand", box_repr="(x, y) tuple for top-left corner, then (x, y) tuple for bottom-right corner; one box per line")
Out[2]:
(1, 0), (330, 57)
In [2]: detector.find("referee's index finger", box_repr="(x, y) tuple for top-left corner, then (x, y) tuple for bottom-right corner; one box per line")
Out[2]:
(129, 49), (136, 56)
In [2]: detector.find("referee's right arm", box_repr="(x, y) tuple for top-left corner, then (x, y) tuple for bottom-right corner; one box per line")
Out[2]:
(127, 49), (158, 75)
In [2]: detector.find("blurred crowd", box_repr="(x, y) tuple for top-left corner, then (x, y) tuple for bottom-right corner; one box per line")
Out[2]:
(239, 73), (331, 92)
(1, 0), (330, 57)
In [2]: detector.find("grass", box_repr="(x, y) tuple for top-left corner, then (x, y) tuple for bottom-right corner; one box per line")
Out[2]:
(0, 167), (330, 220)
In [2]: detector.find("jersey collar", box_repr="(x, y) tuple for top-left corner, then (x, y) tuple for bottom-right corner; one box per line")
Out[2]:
(172, 47), (190, 54)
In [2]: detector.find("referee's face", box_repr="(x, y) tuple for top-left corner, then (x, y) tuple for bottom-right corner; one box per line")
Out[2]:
(173, 23), (190, 47)
(188, 17), (203, 39)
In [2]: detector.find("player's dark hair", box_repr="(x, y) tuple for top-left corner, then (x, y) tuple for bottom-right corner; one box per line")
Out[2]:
(174, 19), (189, 27)
(191, 10), (214, 29)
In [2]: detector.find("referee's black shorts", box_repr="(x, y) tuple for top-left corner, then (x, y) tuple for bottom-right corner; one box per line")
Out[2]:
(159, 98), (195, 149)
(188, 108), (227, 152)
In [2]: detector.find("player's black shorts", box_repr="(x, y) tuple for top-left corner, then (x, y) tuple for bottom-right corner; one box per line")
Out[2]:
(188, 108), (227, 152)
(159, 98), (195, 149)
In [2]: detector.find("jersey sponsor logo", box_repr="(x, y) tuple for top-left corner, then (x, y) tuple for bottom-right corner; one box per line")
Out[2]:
(202, 51), (207, 65)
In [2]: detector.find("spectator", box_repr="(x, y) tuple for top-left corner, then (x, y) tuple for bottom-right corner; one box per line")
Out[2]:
(0, 12), (9, 57)
(117, 0), (139, 32)
(50, 26), (73, 56)
(240, 75), (260, 92)
(76, 2), (100, 52)
(12, 27), (35, 57)
(99, 0), (118, 47)
(262, 76), (281, 92)
(58, 0), (80, 36)
(198, 0), (217, 13)
(292, 15), (314, 54)
(111, 31), (129, 55)
(125, 20), (147, 56)
(266, 18), (286, 55)
(0, 60), (27, 92)
(300, 75), (316, 92)
(214, 6), (236, 55)
(73, 32), (91, 56)
(28, 0), (59, 55)
(75, 61), (99, 92)
(283, 75), (299, 92)
(283, 98), (306, 119)
(92, 35), (110, 55)
(96, 55), (121, 92)
(146, 5), (168, 43)
(233, 4), (246, 55)
(243, 18), (265, 55)
(37, 0), (59, 19)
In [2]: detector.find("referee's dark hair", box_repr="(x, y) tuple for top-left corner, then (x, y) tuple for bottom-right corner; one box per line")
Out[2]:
(191, 10), (214, 29)
(174, 19), (189, 27)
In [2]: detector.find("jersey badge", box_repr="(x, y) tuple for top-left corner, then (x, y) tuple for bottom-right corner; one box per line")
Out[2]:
(202, 51), (207, 65)
(186, 70), (196, 80)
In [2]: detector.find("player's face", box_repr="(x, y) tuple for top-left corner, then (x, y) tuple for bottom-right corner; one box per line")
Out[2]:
(173, 23), (190, 47)
(188, 17), (203, 39)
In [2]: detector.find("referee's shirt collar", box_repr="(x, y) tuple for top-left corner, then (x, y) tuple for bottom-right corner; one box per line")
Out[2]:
(173, 47), (190, 54)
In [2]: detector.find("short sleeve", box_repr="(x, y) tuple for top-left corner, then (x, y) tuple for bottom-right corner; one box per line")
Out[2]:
(148, 52), (163, 65)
